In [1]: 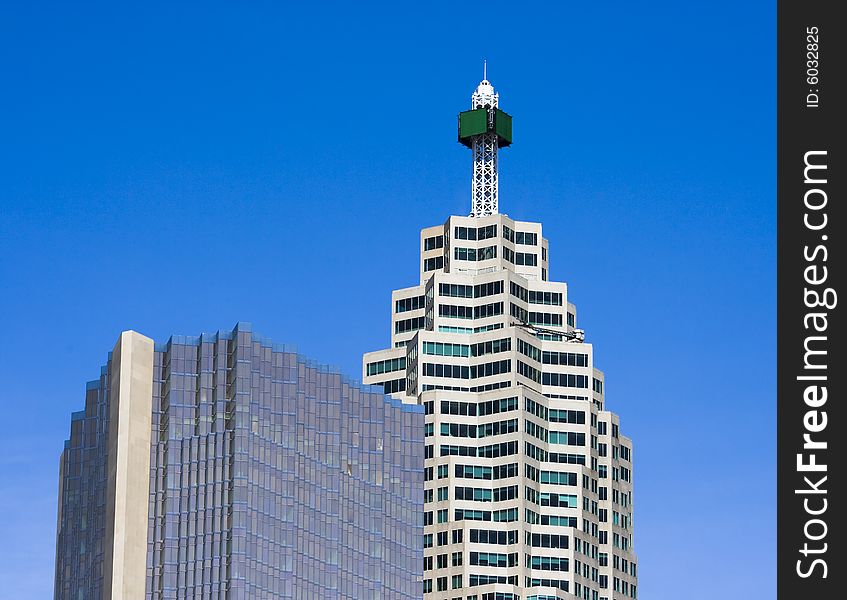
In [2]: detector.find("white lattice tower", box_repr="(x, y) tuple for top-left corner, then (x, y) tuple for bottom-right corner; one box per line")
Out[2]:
(471, 79), (499, 217)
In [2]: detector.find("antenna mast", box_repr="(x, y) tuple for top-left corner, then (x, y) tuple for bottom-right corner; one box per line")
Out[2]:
(457, 64), (512, 217)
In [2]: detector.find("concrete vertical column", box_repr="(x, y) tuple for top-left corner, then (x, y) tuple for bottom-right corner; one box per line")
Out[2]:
(102, 331), (155, 600)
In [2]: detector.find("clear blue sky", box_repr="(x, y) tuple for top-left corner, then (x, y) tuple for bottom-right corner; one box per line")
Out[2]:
(0, 1), (774, 597)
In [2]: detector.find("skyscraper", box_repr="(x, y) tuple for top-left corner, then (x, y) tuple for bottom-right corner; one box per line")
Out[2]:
(363, 76), (638, 600)
(54, 323), (424, 600)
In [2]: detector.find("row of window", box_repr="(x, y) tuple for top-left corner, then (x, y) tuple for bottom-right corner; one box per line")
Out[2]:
(469, 574), (517, 587)
(471, 551), (518, 567)
(518, 360), (541, 384)
(423, 341), (469, 357)
(382, 378), (405, 394)
(395, 316), (425, 334)
(527, 532), (570, 549)
(422, 359), (510, 380)
(510, 303), (563, 326)
(503, 247), (538, 266)
(455, 245), (497, 261)
(439, 280), (504, 299)
(424, 256), (444, 271)
(527, 555), (569, 572)
(543, 372), (590, 388)
(424, 234), (444, 250)
(503, 225), (538, 246)
(550, 431), (587, 446)
(525, 509), (579, 528)
(525, 442), (587, 465)
(455, 224), (498, 241)
(544, 350), (589, 367)
(471, 337), (511, 356)
(439, 301), (503, 320)
(455, 484), (518, 503)
(439, 418), (517, 439)
(455, 462), (518, 481)
(526, 578), (569, 592)
(526, 399), (587, 424)
(437, 322), (504, 335)
(365, 357), (405, 376)
(440, 396), (518, 417)
(525, 488), (578, 508)
(395, 295), (425, 313)
(470, 528), (518, 545)
(421, 380), (510, 393)
(510, 281), (561, 305)
(518, 338), (542, 362)
(456, 508), (519, 522)
(440, 440), (518, 458)
(525, 465), (578, 485)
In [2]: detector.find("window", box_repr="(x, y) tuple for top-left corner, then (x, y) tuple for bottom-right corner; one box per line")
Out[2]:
(470, 529), (518, 544)
(516, 252), (537, 266)
(526, 555), (569, 571)
(474, 280), (504, 298)
(455, 485), (518, 502)
(395, 295), (425, 313)
(366, 357), (406, 376)
(424, 234), (444, 250)
(422, 359), (511, 380)
(441, 396), (517, 417)
(455, 245), (497, 261)
(382, 378), (406, 394)
(395, 316), (425, 334)
(474, 301), (503, 319)
(515, 231), (538, 245)
(528, 311), (562, 326)
(478, 224), (497, 240)
(541, 372), (589, 389)
(455, 224), (497, 240)
(525, 465), (578, 486)
(439, 283), (473, 298)
(470, 552), (518, 567)
(424, 341), (470, 357)
(525, 488), (578, 508)
(527, 533), (570, 548)
(424, 256), (444, 271)
(542, 351), (588, 367)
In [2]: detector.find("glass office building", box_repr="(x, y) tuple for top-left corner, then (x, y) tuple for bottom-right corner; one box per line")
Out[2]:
(54, 323), (424, 600)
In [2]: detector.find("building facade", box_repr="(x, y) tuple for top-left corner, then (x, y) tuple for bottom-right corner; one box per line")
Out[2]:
(54, 323), (424, 600)
(363, 77), (638, 600)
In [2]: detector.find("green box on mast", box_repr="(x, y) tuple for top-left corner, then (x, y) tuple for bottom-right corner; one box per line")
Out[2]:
(457, 108), (512, 148)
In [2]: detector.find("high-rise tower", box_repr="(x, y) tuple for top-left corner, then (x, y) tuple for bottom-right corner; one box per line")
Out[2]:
(363, 75), (638, 600)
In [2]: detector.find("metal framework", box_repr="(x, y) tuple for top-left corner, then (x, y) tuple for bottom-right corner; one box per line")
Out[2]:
(470, 79), (499, 217)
